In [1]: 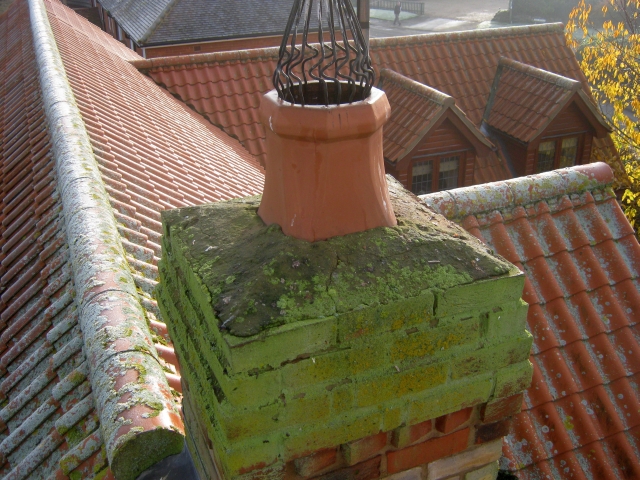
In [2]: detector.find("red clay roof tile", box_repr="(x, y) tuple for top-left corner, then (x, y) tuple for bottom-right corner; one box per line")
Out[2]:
(422, 163), (640, 478)
(1, 0), (265, 477)
(134, 23), (623, 182)
(483, 59), (579, 143)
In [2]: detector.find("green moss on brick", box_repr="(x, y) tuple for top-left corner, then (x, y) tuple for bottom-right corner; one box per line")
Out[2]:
(451, 333), (533, 380)
(110, 429), (184, 480)
(355, 363), (448, 408)
(407, 374), (495, 425)
(389, 318), (481, 364)
(157, 184), (529, 478)
(160, 195), (515, 339)
(493, 360), (534, 399)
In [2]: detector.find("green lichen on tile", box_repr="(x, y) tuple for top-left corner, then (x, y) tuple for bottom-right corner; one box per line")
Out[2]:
(110, 428), (184, 480)
(160, 191), (514, 338)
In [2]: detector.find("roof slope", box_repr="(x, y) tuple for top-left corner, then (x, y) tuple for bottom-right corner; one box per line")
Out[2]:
(98, 0), (328, 47)
(378, 68), (492, 164)
(95, 0), (175, 44)
(483, 57), (609, 143)
(0, 1), (103, 478)
(135, 23), (623, 183)
(423, 162), (640, 479)
(148, 0), (305, 45)
(0, 0), (264, 478)
(370, 24), (585, 127)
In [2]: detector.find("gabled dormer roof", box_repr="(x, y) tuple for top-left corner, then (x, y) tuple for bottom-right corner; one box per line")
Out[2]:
(378, 68), (493, 165)
(483, 57), (610, 144)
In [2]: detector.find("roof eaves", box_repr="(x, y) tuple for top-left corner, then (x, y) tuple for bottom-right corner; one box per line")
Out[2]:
(378, 70), (493, 153)
(29, 0), (184, 478)
(130, 46), (280, 72)
(379, 68), (454, 107)
(499, 57), (581, 91)
(420, 162), (614, 220)
(449, 103), (494, 150)
(483, 58), (582, 143)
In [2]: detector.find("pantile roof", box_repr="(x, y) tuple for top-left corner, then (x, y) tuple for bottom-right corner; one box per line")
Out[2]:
(0, 2), (91, 478)
(134, 23), (626, 185)
(423, 162), (640, 479)
(3, 2), (640, 479)
(483, 57), (610, 144)
(378, 68), (493, 164)
(0, 0), (264, 478)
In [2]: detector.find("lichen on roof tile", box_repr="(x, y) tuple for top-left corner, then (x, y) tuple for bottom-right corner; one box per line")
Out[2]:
(423, 163), (640, 479)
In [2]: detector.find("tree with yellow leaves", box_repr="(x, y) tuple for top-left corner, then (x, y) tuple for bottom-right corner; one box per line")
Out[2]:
(567, 0), (640, 238)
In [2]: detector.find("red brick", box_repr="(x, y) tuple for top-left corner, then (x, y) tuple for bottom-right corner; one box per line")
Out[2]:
(481, 394), (524, 423)
(293, 448), (338, 477)
(475, 419), (511, 444)
(314, 456), (381, 480)
(386, 428), (470, 474)
(435, 407), (473, 434)
(342, 432), (389, 466)
(391, 419), (433, 448)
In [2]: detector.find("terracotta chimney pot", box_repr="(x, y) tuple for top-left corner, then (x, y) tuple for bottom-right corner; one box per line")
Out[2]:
(258, 87), (397, 242)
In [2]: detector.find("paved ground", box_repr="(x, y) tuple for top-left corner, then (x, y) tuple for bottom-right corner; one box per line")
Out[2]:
(370, 0), (511, 37)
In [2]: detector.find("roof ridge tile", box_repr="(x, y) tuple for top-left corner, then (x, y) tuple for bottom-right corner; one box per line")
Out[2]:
(30, 0), (185, 477)
(422, 163), (614, 220)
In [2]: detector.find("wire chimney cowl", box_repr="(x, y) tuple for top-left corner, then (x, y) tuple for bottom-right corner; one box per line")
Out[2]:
(273, 0), (375, 106)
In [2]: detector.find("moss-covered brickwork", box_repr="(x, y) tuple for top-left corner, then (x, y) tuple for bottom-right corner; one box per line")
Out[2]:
(156, 180), (532, 478)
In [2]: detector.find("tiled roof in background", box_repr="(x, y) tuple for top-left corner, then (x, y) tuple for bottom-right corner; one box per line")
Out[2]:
(379, 68), (491, 164)
(0, 1), (103, 478)
(483, 58), (606, 144)
(0, 0), (265, 477)
(147, 0), (315, 45)
(97, 0), (331, 47)
(135, 49), (278, 165)
(423, 162), (640, 479)
(93, 0), (175, 44)
(370, 24), (585, 127)
(135, 23), (624, 184)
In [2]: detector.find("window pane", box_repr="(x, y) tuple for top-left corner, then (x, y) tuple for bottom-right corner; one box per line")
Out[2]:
(438, 156), (460, 191)
(559, 137), (578, 168)
(411, 160), (434, 195)
(536, 141), (555, 173)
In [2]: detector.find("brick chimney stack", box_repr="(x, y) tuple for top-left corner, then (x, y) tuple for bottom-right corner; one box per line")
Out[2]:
(156, 2), (533, 479)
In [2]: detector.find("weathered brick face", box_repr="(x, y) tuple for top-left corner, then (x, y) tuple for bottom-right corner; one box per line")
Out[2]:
(157, 181), (532, 479)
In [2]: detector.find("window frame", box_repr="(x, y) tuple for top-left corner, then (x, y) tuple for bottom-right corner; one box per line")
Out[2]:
(409, 150), (467, 195)
(535, 134), (584, 173)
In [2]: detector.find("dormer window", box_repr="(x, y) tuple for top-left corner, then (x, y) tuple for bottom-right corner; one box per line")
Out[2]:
(411, 153), (463, 195)
(536, 136), (580, 173)
(483, 59), (611, 178)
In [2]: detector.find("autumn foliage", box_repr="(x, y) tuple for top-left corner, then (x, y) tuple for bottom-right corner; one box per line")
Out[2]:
(567, 0), (640, 238)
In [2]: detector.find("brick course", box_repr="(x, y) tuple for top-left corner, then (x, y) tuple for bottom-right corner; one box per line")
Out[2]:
(342, 433), (389, 466)
(387, 428), (470, 474)
(293, 448), (338, 477)
(435, 407), (473, 434)
(159, 185), (531, 478)
(481, 394), (523, 424)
